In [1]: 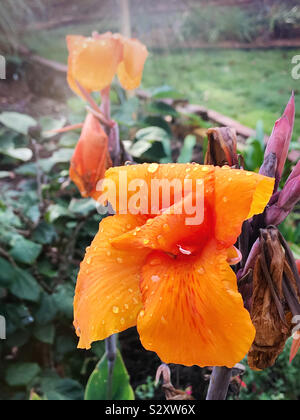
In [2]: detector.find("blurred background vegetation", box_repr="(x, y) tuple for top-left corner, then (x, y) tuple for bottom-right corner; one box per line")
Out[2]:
(0, 0), (299, 400)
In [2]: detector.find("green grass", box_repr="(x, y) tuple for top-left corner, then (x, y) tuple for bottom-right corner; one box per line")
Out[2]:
(142, 48), (300, 140)
(23, 26), (300, 139)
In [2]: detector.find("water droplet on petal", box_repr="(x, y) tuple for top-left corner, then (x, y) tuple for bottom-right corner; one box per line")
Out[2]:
(106, 251), (111, 257)
(151, 275), (160, 282)
(140, 310), (145, 317)
(86, 257), (92, 264)
(148, 163), (159, 173)
(117, 257), (123, 263)
(197, 267), (205, 275)
(223, 196), (228, 203)
(143, 239), (150, 245)
(128, 288), (133, 293)
(113, 306), (119, 314)
(120, 318), (125, 325)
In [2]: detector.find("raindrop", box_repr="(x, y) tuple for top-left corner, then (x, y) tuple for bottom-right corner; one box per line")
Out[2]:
(117, 257), (123, 263)
(113, 306), (119, 314)
(147, 163), (159, 173)
(151, 275), (160, 282)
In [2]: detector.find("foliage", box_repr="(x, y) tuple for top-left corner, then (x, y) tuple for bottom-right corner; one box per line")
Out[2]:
(0, 82), (299, 400)
(239, 338), (300, 400)
(182, 5), (256, 43)
(0, 111), (108, 400)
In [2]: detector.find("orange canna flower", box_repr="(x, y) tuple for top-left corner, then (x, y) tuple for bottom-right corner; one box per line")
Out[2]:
(67, 32), (148, 96)
(74, 164), (274, 367)
(69, 113), (112, 199)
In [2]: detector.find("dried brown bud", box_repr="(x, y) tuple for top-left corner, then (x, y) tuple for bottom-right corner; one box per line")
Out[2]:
(155, 364), (194, 400)
(248, 227), (300, 370)
(205, 127), (239, 167)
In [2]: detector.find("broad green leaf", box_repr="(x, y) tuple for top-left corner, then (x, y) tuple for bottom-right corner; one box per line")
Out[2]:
(5, 363), (41, 387)
(32, 222), (57, 245)
(0, 257), (15, 287)
(34, 293), (58, 325)
(177, 135), (196, 163)
(10, 268), (42, 302)
(69, 198), (95, 216)
(44, 378), (84, 401)
(45, 204), (72, 223)
(59, 132), (79, 148)
(113, 97), (139, 127)
(10, 238), (42, 264)
(39, 116), (66, 138)
(147, 85), (183, 99)
(0, 112), (37, 135)
(85, 350), (135, 401)
(51, 148), (74, 164)
(0, 147), (33, 161)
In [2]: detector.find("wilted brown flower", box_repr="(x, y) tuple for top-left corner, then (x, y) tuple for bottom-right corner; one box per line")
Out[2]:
(248, 226), (300, 370)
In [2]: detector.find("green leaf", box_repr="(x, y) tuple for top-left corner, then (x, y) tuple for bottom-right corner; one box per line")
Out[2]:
(33, 324), (55, 344)
(85, 350), (135, 401)
(68, 198), (95, 216)
(5, 363), (41, 387)
(0, 147), (33, 161)
(39, 116), (66, 138)
(0, 257), (15, 287)
(10, 268), (42, 302)
(147, 85), (183, 99)
(45, 204), (72, 223)
(42, 377), (84, 401)
(0, 112), (37, 135)
(52, 284), (74, 319)
(51, 148), (74, 164)
(32, 222), (57, 245)
(59, 132), (79, 148)
(35, 293), (58, 325)
(177, 135), (196, 163)
(113, 97), (139, 127)
(10, 238), (42, 264)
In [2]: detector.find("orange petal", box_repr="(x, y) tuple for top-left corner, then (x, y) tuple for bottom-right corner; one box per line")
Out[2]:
(102, 163), (215, 214)
(137, 240), (256, 367)
(117, 38), (148, 90)
(111, 191), (214, 256)
(69, 113), (112, 199)
(214, 166), (274, 247)
(67, 34), (123, 94)
(74, 214), (149, 349)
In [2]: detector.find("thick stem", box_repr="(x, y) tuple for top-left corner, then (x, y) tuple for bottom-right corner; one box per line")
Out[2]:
(105, 334), (117, 400)
(206, 367), (232, 400)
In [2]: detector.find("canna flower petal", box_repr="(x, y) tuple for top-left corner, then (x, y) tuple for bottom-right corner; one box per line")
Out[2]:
(69, 113), (112, 199)
(117, 38), (149, 90)
(67, 34), (123, 95)
(214, 166), (275, 246)
(137, 241), (256, 367)
(74, 214), (149, 349)
(74, 163), (275, 365)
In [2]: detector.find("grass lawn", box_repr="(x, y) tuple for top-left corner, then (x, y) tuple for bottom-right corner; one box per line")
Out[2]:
(24, 28), (300, 139)
(143, 48), (300, 140)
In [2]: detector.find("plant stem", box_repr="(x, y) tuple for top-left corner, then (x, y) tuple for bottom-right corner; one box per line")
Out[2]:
(206, 366), (232, 400)
(105, 334), (117, 400)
